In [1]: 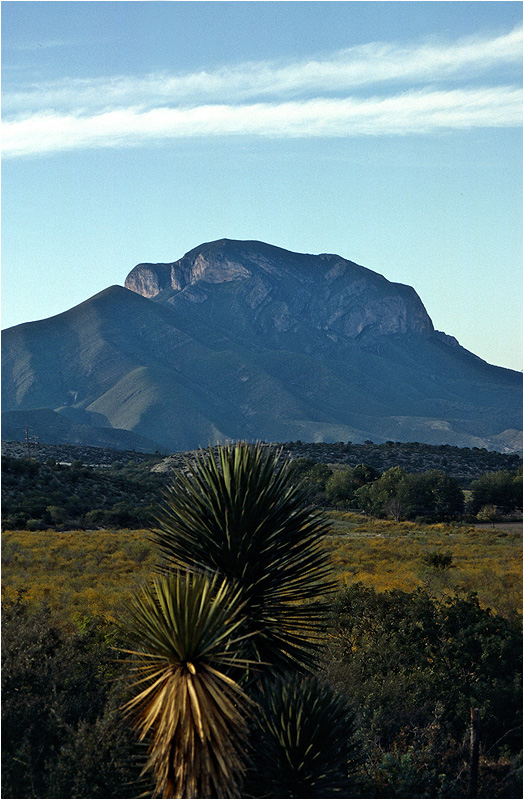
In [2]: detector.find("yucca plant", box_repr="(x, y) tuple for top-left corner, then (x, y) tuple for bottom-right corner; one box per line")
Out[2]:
(153, 442), (334, 672)
(244, 673), (358, 798)
(119, 570), (254, 799)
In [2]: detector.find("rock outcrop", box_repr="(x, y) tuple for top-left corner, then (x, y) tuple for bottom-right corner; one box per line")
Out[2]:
(125, 239), (434, 346)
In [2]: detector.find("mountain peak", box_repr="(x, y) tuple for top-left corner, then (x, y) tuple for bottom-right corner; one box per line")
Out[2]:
(125, 239), (434, 343)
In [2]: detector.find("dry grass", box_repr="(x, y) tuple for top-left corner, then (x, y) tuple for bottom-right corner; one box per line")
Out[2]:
(1, 529), (156, 621)
(2, 513), (521, 621)
(327, 512), (522, 616)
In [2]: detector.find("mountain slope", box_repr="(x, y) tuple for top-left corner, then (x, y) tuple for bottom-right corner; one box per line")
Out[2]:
(1, 408), (165, 453)
(2, 240), (521, 452)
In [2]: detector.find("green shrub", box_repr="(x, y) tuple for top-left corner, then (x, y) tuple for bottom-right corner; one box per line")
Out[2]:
(422, 550), (454, 570)
(324, 584), (522, 796)
(1, 595), (141, 799)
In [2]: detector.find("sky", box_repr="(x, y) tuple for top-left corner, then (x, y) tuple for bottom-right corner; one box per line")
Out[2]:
(1, 0), (522, 371)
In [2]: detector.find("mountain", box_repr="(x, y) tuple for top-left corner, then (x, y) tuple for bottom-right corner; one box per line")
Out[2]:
(2, 239), (522, 453)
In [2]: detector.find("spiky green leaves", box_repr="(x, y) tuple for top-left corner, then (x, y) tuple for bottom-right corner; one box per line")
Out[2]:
(120, 572), (253, 799)
(120, 444), (347, 798)
(245, 674), (358, 799)
(153, 443), (334, 671)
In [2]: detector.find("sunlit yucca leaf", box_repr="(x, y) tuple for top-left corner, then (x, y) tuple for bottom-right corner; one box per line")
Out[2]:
(153, 443), (335, 672)
(119, 571), (254, 798)
(245, 674), (358, 798)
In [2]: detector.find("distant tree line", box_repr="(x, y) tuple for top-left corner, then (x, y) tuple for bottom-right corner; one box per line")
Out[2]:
(289, 458), (522, 522)
(281, 439), (521, 477)
(1, 455), (167, 531)
(1, 452), (522, 531)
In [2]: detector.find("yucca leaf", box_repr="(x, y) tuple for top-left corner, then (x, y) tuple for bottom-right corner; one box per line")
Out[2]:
(245, 674), (359, 799)
(119, 571), (254, 798)
(153, 442), (335, 673)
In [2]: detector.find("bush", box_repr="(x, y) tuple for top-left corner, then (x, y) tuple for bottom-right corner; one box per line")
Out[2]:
(470, 470), (523, 514)
(324, 585), (523, 797)
(422, 550), (454, 571)
(26, 518), (46, 531)
(1, 595), (141, 799)
(245, 674), (359, 798)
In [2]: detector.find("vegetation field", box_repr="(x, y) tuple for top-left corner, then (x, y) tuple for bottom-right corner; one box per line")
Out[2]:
(2, 512), (521, 622)
(1, 529), (156, 622)
(329, 512), (522, 617)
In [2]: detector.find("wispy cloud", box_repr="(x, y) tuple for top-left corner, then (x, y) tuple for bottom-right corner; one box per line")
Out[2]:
(2, 27), (521, 157)
(4, 26), (521, 112)
(4, 88), (522, 158)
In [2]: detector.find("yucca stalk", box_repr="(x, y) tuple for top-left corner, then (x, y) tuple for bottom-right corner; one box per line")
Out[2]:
(244, 674), (358, 798)
(153, 443), (335, 673)
(119, 571), (254, 799)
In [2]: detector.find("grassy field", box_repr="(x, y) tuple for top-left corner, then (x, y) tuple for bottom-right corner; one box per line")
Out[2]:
(2, 512), (521, 622)
(328, 512), (522, 617)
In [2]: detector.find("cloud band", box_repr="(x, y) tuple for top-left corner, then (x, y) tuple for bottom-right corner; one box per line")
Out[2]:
(3, 87), (522, 158)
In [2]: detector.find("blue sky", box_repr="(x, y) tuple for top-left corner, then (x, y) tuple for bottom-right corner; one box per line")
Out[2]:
(2, 1), (522, 370)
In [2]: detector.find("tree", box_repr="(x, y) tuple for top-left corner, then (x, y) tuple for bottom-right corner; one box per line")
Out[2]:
(476, 504), (501, 527)
(352, 462), (380, 486)
(46, 504), (67, 525)
(470, 470), (522, 514)
(298, 462), (333, 506)
(120, 443), (356, 799)
(325, 463), (380, 508)
(325, 468), (358, 507)
(398, 471), (464, 521)
(153, 443), (334, 672)
(354, 466), (406, 519)
(354, 468), (463, 521)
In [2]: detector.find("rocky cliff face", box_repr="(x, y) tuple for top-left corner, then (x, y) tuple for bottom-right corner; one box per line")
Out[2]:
(125, 239), (434, 345)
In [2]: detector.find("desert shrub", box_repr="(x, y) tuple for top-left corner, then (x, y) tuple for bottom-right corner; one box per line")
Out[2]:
(422, 550), (454, 570)
(154, 443), (334, 673)
(324, 584), (523, 797)
(244, 674), (360, 798)
(26, 517), (47, 531)
(1, 594), (141, 799)
(287, 456), (317, 479)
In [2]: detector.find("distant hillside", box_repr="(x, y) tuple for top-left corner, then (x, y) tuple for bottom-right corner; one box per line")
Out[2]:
(3, 438), (520, 480)
(2, 239), (521, 452)
(153, 440), (522, 481)
(1, 409), (166, 453)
